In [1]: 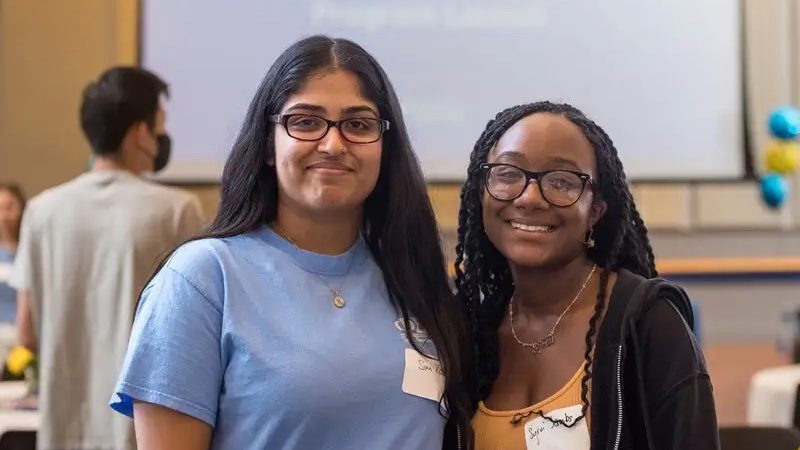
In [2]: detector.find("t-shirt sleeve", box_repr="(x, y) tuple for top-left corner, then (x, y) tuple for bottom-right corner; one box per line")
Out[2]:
(110, 247), (223, 427)
(176, 195), (206, 241)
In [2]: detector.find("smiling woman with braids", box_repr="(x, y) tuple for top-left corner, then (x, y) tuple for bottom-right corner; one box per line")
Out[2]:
(456, 102), (719, 449)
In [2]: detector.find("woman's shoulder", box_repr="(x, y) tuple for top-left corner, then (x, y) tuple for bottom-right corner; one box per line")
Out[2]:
(600, 269), (707, 385)
(166, 237), (230, 276)
(157, 232), (270, 295)
(144, 233), (271, 310)
(610, 269), (705, 368)
(609, 269), (692, 322)
(635, 284), (710, 410)
(600, 269), (695, 349)
(166, 229), (274, 275)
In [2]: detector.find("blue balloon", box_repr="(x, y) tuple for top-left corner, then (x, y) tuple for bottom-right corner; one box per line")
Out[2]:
(769, 106), (800, 139)
(761, 174), (788, 208)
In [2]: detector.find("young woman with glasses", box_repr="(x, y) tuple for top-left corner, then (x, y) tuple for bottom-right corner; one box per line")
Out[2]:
(111, 36), (474, 450)
(454, 102), (719, 449)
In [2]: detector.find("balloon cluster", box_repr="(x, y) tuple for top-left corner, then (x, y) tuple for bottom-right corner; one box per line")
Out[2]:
(762, 106), (800, 208)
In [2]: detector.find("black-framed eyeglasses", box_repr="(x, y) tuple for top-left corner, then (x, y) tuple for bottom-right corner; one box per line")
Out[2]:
(269, 114), (391, 144)
(481, 163), (593, 207)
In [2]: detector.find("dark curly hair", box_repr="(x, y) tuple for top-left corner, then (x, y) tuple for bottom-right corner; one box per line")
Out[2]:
(454, 101), (656, 427)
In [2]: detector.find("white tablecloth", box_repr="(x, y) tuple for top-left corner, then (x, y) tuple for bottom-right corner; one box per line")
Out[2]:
(0, 382), (38, 435)
(748, 364), (800, 426)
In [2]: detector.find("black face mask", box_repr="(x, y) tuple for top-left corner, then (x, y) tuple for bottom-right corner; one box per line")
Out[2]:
(153, 134), (171, 173)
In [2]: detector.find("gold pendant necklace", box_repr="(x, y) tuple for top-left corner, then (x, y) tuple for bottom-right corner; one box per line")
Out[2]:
(332, 292), (346, 308)
(273, 223), (351, 309)
(509, 264), (597, 354)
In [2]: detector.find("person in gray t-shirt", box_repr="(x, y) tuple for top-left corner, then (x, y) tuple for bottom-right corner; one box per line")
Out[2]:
(10, 67), (204, 450)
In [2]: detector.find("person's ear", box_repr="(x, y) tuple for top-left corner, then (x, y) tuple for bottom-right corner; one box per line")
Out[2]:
(133, 122), (156, 156)
(589, 197), (607, 229)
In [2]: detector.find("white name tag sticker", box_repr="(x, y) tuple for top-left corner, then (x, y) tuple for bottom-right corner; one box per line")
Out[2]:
(0, 263), (11, 283)
(525, 405), (590, 450)
(401, 348), (445, 402)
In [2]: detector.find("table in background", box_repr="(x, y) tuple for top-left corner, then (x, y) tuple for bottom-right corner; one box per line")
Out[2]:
(0, 382), (37, 436)
(748, 365), (800, 427)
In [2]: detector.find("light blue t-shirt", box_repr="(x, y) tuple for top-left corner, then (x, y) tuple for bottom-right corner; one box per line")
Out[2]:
(110, 226), (446, 449)
(0, 248), (16, 324)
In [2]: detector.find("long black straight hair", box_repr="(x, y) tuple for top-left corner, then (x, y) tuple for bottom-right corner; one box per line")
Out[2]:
(146, 35), (474, 447)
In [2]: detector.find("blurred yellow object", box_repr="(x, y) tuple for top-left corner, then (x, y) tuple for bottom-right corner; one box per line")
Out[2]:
(6, 346), (35, 376)
(765, 140), (800, 174)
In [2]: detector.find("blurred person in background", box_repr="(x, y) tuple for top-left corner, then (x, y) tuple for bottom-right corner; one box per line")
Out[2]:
(10, 67), (205, 450)
(0, 184), (26, 369)
(0, 183), (25, 326)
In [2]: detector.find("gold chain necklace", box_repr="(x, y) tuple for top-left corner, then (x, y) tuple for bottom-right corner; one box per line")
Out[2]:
(509, 264), (597, 354)
(272, 223), (352, 309)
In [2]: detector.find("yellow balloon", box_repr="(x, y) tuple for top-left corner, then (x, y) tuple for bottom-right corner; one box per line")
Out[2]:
(765, 140), (800, 174)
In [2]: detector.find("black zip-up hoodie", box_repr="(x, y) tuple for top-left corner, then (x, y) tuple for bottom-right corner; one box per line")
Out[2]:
(590, 269), (720, 449)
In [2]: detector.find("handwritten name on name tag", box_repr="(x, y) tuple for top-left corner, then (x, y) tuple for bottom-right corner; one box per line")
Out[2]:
(525, 405), (590, 450)
(401, 348), (445, 402)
